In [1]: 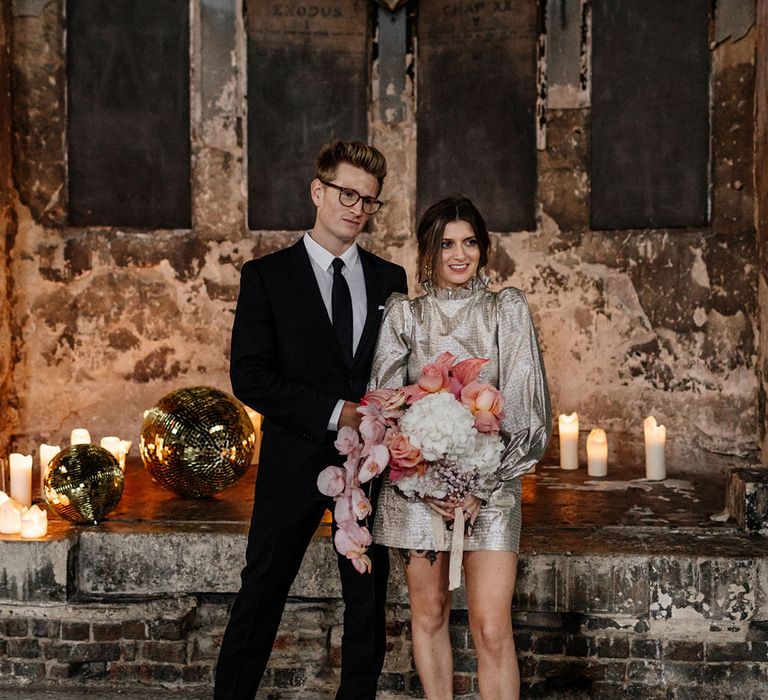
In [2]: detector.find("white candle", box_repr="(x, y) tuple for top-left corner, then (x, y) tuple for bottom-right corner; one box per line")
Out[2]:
(118, 440), (132, 470)
(586, 428), (608, 477)
(100, 436), (121, 459)
(644, 416), (666, 480)
(39, 444), (61, 476)
(558, 413), (579, 470)
(0, 499), (23, 534)
(0, 491), (9, 507)
(20, 504), (47, 538)
(9, 453), (33, 508)
(70, 428), (91, 445)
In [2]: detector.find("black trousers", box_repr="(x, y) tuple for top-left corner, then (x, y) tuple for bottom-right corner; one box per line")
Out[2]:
(214, 494), (390, 700)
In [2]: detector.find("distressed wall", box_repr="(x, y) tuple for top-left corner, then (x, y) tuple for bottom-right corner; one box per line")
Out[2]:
(757, 0), (768, 461)
(5, 1), (762, 474)
(0, 1), (16, 456)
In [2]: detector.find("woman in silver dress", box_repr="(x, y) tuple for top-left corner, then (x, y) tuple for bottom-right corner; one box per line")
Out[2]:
(369, 197), (552, 699)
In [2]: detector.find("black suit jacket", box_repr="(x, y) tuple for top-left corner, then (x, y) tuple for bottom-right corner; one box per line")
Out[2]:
(230, 239), (408, 500)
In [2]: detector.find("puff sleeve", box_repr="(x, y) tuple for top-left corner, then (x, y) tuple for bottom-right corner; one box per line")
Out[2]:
(367, 292), (413, 391)
(494, 287), (552, 483)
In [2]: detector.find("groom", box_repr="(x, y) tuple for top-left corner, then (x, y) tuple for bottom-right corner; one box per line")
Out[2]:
(214, 140), (408, 699)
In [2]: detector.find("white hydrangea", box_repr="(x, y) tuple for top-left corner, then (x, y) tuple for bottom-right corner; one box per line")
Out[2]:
(394, 392), (503, 498)
(400, 392), (475, 462)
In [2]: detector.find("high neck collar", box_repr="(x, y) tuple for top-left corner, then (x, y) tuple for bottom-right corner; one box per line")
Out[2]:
(422, 274), (489, 299)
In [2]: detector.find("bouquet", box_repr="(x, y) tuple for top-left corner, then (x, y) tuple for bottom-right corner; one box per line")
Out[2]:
(318, 352), (505, 585)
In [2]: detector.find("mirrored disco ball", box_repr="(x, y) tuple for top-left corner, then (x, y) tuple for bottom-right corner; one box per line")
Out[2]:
(44, 445), (124, 524)
(139, 386), (255, 498)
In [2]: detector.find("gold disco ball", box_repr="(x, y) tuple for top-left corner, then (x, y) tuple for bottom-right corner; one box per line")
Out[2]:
(43, 445), (124, 524)
(139, 386), (255, 498)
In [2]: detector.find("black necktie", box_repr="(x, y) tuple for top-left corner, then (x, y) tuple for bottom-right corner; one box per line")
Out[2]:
(331, 258), (353, 364)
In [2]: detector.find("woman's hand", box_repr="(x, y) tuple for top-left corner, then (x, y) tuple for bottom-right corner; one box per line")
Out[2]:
(422, 495), (461, 521)
(462, 495), (482, 535)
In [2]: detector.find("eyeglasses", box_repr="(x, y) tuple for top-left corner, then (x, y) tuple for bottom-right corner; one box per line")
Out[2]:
(320, 180), (384, 215)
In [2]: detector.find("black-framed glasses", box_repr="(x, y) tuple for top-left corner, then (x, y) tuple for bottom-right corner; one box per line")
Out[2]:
(320, 180), (384, 215)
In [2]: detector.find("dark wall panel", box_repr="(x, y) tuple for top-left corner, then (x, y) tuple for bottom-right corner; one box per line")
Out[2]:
(590, 0), (710, 230)
(247, 0), (369, 231)
(67, 0), (191, 229)
(417, 0), (538, 231)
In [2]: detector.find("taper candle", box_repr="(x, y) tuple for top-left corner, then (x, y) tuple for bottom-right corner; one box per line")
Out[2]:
(9, 453), (33, 508)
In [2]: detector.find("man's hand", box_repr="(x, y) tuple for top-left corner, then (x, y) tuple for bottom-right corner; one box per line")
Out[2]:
(338, 400), (362, 431)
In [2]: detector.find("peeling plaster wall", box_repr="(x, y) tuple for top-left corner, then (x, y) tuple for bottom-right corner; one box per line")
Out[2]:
(5, 2), (763, 474)
(0, 2), (16, 455)
(757, 0), (768, 461)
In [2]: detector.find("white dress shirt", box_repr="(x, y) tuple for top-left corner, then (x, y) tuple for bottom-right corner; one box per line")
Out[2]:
(303, 232), (368, 431)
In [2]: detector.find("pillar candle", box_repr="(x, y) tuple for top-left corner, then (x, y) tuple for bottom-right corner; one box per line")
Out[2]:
(118, 440), (132, 470)
(586, 428), (608, 477)
(70, 428), (91, 445)
(644, 416), (666, 480)
(9, 453), (33, 508)
(558, 413), (579, 470)
(39, 444), (61, 476)
(20, 504), (47, 538)
(0, 499), (23, 534)
(100, 436), (122, 460)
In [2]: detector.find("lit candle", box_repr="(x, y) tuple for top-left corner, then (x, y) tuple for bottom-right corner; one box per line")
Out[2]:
(118, 440), (132, 470)
(558, 413), (579, 470)
(20, 504), (47, 538)
(0, 498), (23, 534)
(39, 444), (61, 475)
(644, 416), (666, 480)
(586, 428), (608, 477)
(70, 428), (91, 445)
(100, 436), (121, 460)
(9, 453), (33, 508)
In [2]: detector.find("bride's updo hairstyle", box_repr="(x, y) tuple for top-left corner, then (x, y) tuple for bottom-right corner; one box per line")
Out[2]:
(416, 196), (491, 286)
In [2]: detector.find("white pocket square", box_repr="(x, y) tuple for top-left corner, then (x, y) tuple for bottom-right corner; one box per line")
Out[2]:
(378, 305), (386, 310)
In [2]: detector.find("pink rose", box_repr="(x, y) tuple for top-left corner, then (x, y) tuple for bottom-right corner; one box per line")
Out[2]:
(461, 382), (505, 433)
(317, 466), (346, 497)
(386, 429), (423, 470)
(335, 426), (361, 456)
(418, 363), (449, 393)
(358, 444), (390, 483)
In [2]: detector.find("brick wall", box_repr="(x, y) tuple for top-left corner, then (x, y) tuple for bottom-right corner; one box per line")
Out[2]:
(3, 596), (768, 698)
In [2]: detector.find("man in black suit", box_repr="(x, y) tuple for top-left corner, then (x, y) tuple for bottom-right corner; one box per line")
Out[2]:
(214, 140), (408, 699)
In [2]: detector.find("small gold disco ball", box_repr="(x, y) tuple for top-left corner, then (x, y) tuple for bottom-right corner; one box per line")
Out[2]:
(139, 386), (255, 498)
(44, 445), (124, 524)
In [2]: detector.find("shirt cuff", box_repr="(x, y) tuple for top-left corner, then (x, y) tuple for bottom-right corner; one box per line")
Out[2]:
(328, 400), (345, 432)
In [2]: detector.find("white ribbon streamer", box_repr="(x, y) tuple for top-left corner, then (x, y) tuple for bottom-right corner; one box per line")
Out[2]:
(448, 507), (465, 591)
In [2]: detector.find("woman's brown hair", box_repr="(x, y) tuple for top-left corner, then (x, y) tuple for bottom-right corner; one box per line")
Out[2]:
(416, 196), (491, 285)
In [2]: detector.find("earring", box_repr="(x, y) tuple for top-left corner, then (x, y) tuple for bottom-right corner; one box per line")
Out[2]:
(422, 264), (432, 279)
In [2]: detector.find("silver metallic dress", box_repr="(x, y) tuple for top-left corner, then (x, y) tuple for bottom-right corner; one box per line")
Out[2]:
(370, 277), (552, 553)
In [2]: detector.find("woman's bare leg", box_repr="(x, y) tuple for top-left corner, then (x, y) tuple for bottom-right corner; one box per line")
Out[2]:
(401, 550), (453, 700)
(463, 550), (519, 700)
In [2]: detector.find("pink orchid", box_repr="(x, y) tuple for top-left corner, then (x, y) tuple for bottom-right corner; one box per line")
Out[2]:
(350, 486), (372, 519)
(334, 494), (355, 525)
(460, 382), (505, 433)
(359, 414), (386, 446)
(335, 521), (374, 572)
(358, 444), (390, 483)
(317, 466), (346, 497)
(335, 426), (361, 455)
